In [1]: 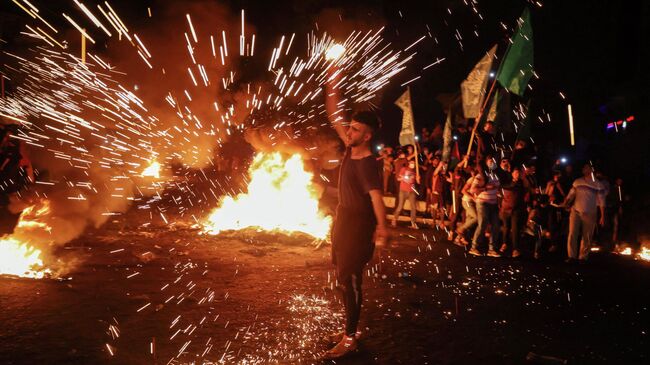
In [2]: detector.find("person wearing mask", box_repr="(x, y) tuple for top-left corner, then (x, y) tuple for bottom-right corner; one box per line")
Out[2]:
(468, 156), (501, 257)
(561, 164), (606, 263)
(392, 160), (420, 229)
(499, 168), (526, 257)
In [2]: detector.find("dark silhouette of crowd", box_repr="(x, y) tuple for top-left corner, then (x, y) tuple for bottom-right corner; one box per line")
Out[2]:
(377, 125), (629, 263)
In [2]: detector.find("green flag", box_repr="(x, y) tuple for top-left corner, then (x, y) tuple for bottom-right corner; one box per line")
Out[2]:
(496, 8), (533, 96)
(461, 44), (497, 119)
(487, 89), (513, 134)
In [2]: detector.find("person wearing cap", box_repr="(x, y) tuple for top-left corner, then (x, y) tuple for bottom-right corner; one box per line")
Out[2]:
(323, 65), (389, 359)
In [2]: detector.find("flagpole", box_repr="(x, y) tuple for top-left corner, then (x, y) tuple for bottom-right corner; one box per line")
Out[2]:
(464, 77), (498, 165)
(81, 30), (86, 64)
(407, 87), (420, 180)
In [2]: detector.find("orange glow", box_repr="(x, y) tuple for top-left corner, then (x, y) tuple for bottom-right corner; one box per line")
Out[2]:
(141, 159), (161, 178)
(0, 201), (51, 279)
(202, 152), (332, 239)
(618, 247), (632, 256)
(325, 44), (345, 61)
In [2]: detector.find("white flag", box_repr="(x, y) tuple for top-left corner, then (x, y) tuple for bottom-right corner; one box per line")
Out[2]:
(395, 88), (415, 146)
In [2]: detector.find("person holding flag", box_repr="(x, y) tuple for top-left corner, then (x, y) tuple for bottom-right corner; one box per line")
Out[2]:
(391, 88), (422, 229)
(464, 8), (534, 163)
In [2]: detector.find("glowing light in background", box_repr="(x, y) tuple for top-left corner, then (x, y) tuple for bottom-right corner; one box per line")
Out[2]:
(325, 43), (345, 61)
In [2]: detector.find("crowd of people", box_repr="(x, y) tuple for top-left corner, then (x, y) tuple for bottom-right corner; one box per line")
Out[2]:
(377, 123), (628, 263)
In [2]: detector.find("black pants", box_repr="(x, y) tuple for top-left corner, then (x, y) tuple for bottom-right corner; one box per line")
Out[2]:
(338, 268), (363, 336)
(500, 208), (525, 250)
(331, 206), (375, 337)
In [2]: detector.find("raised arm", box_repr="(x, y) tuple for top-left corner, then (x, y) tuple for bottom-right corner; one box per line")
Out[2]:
(325, 67), (349, 143)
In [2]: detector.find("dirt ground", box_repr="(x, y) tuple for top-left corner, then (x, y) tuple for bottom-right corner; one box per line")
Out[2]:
(1, 201), (649, 365)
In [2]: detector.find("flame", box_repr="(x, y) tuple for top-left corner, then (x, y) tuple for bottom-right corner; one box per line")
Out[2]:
(618, 247), (633, 256)
(638, 246), (650, 262)
(202, 152), (332, 239)
(141, 160), (161, 178)
(0, 237), (47, 279)
(325, 44), (345, 61)
(0, 201), (51, 279)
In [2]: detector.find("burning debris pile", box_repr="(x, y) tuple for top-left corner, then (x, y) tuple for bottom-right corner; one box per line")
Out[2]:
(0, 200), (52, 278)
(201, 152), (332, 241)
(0, 1), (416, 279)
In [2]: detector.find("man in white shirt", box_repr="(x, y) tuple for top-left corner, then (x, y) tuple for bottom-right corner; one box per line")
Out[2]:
(562, 163), (606, 262)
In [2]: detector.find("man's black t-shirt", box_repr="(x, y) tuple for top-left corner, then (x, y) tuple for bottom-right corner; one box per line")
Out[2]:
(337, 147), (382, 218)
(332, 147), (382, 276)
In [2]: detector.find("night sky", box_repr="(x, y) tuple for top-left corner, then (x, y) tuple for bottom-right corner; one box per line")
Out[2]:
(0, 0), (647, 187)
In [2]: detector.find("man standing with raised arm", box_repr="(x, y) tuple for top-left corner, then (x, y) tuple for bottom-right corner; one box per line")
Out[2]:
(323, 64), (389, 359)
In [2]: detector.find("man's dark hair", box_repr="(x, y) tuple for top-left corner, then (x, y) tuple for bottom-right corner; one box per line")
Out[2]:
(351, 111), (381, 133)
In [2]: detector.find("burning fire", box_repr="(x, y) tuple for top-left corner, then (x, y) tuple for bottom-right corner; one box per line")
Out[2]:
(638, 246), (650, 262)
(0, 237), (47, 279)
(141, 160), (161, 178)
(618, 247), (633, 256)
(614, 244), (650, 262)
(202, 152), (332, 239)
(0, 201), (51, 279)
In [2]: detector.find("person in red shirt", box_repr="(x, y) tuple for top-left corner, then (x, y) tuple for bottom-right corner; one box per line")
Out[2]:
(391, 160), (420, 229)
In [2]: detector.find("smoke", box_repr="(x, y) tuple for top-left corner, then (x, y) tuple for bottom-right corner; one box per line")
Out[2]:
(105, 0), (257, 169)
(0, 45), (158, 275)
(0, 1), (264, 275)
(238, 6), (389, 172)
(8, 162), (133, 245)
(244, 123), (342, 172)
(0, 1), (406, 278)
